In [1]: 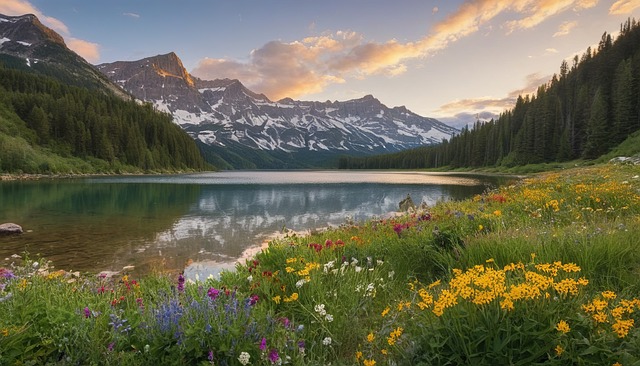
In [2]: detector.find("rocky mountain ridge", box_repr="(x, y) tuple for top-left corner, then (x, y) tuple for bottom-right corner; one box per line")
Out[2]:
(97, 53), (457, 157)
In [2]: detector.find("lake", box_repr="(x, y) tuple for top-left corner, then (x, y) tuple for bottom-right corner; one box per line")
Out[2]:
(0, 171), (511, 278)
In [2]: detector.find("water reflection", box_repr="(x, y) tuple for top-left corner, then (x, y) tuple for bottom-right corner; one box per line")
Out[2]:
(0, 171), (510, 276)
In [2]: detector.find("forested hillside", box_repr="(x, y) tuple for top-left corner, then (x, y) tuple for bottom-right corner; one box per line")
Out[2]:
(0, 63), (209, 174)
(339, 19), (640, 170)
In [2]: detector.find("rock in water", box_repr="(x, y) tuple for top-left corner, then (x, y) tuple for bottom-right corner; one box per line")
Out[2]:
(399, 194), (416, 212)
(0, 223), (23, 235)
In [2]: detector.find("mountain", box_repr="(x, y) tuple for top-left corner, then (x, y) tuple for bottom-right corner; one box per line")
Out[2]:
(0, 13), (128, 99)
(0, 13), (208, 174)
(97, 53), (457, 168)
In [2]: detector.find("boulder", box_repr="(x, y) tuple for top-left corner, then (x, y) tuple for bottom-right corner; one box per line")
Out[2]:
(399, 194), (416, 212)
(0, 223), (23, 235)
(609, 155), (640, 165)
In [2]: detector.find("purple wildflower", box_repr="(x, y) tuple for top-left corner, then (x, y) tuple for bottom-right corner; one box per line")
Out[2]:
(208, 350), (214, 361)
(268, 349), (280, 364)
(84, 306), (91, 318)
(0, 268), (15, 279)
(207, 287), (220, 301)
(107, 342), (115, 352)
(177, 273), (185, 292)
(260, 337), (267, 351)
(298, 340), (305, 349)
(249, 294), (259, 306)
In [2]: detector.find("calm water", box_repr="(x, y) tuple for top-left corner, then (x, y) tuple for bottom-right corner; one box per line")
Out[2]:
(0, 171), (511, 278)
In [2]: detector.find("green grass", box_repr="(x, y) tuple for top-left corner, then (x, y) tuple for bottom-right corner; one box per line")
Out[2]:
(1, 163), (640, 365)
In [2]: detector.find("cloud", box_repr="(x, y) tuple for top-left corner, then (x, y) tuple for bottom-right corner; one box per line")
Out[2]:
(436, 72), (552, 118)
(432, 6), (439, 14)
(504, 0), (597, 34)
(193, 0), (600, 100)
(0, 0), (101, 62)
(123, 12), (140, 19)
(610, 0), (640, 14)
(439, 111), (499, 129)
(546, 47), (559, 53)
(67, 38), (100, 63)
(554, 20), (578, 36)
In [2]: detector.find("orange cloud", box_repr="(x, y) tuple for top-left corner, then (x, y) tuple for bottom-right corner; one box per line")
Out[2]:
(193, 0), (601, 100)
(67, 38), (100, 63)
(437, 72), (551, 116)
(0, 0), (100, 62)
(610, 0), (640, 14)
(554, 20), (578, 37)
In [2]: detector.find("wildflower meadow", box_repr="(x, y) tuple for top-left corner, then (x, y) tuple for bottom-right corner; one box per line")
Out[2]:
(1, 163), (640, 365)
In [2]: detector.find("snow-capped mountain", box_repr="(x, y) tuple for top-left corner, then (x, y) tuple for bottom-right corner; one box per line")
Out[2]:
(0, 13), (129, 99)
(97, 53), (457, 159)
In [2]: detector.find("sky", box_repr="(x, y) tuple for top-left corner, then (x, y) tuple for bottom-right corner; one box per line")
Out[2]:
(1, 0), (639, 128)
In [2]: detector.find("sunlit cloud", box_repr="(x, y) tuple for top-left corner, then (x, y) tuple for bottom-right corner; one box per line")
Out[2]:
(192, 0), (601, 100)
(432, 7), (439, 14)
(123, 12), (140, 19)
(610, 0), (640, 14)
(436, 72), (551, 119)
(0, 0), (101, 62)
(554, 20), (578, 36)
(546, 48), (559, 53)
(504, 0), (597, 34)
(67, 38), (100, 63)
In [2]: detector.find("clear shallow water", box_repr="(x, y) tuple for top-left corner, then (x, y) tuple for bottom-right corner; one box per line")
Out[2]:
(0, 171), (510, 277)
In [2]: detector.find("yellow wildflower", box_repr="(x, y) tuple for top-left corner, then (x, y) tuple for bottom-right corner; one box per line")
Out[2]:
(367, 332), (375, 343)
(363, 359), (376, 366)
(601, 291), (617, 300)
(381, 306), (390, 317)
(286, 257), (297, 264)
(283, 293), (299, 302)
(285, 267), (295, 273)
(593, 312), (608, 323)
(1, 328), (8, 337)
(355, 351), (362, 361)
(612, 318), (634, 338)
(272, 295), (281, 304)
(555, 320), (570, 334)
(555, 344), (564, 356)
(493, 210), (502, 216)
(427, 279), (441, 289)
(381, 349), (388, 355)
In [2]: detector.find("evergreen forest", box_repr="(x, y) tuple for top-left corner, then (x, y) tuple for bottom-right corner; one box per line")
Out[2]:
(0, 63), (209, 174)
(338, 19), (640, 170)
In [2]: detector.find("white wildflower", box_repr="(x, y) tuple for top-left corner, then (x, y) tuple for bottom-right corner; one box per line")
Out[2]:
(322, 337), (332, 346)
(295, 279), (308, 288)
(355, 266), (363, 273)
(314, 304), (326, 316)
(388, 270), (395, 279)
(325, 313), (334, 322)
(238, 351), (251, 365)
(247, 275), (253, 282)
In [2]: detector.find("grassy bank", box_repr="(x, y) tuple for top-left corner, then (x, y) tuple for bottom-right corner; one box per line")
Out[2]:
(1, 163), (640, 365)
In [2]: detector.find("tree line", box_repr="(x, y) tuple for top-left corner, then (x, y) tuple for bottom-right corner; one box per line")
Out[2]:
(0, 63), (209, 172)
(338, 19), (640, 170)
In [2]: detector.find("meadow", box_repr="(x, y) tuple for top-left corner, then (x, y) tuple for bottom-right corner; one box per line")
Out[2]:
(1, 163), (640, 365)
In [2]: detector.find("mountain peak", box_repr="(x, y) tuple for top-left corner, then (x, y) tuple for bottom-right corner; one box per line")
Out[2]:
(0, 12), (65, 47)
(145, 52), (194, 87)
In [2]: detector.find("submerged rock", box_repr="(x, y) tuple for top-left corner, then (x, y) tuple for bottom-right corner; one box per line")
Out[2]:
(0, 223), (23, 235)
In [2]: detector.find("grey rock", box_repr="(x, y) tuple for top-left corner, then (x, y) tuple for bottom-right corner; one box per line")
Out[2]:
(0, 223), (23, 235)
